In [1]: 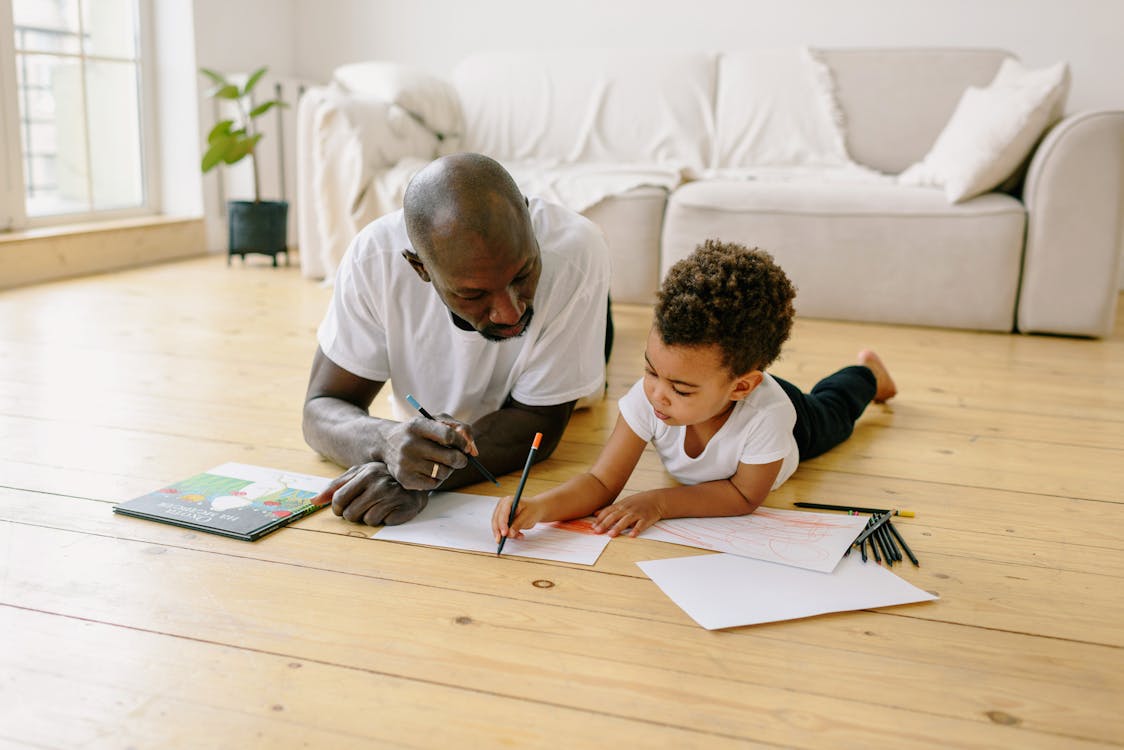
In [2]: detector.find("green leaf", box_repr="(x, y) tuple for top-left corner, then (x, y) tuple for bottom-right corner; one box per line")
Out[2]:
(211, 84), (241, 100)
(206, 120), (235, 143)
(199, 67), (227, 86)
(249, 100), (281, 118)
(219, 147), (239, 166)
(242, 67), (268, 96)
(197, 66), (280, 175)
(231, 138), (252, 163)
(201, 141), (229, 172)
(205, 133), (234, 157)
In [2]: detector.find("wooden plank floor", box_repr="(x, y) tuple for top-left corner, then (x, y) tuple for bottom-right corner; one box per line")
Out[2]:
(1, 254), (1122, 749)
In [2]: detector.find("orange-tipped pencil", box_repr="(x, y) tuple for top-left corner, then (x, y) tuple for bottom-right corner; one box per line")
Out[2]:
(497, 432), (543, 556)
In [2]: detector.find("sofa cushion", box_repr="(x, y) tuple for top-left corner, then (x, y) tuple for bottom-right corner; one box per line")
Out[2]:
(451, 50), (715, 169)
(898, 58), (1070, 203)
(579, 186), (668, 305)
(662, 180), (1027, 331)
(499, 163), (678, 304)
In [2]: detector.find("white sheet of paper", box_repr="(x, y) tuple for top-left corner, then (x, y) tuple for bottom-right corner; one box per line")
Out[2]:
(638, 506), (868, 572)
(637, 552), (938, 630)
(374, 491), (611, 565)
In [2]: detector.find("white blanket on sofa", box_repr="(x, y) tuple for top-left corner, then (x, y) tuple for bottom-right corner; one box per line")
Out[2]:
(364, 47), (881, 209)
(307, 47), (887, 282)
(363, 157), (689, 222)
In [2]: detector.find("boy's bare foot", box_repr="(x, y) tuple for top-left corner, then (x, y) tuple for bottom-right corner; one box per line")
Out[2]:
(858, 349), (897, 403)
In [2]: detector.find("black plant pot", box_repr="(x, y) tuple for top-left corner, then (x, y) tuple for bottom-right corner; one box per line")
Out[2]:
(227, 200), (289, 266)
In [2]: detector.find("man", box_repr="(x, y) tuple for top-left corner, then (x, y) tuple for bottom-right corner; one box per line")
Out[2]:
(303, 153), (611, 526)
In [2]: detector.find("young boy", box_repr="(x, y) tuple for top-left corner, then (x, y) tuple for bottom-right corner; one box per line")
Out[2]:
(491, 239), (896, 541)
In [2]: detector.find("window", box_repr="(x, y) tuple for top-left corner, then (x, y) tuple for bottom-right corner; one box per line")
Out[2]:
(0, 0), (155, 230)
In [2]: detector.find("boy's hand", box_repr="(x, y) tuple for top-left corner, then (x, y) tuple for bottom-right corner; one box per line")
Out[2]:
(592, 495), (663, 537)
(492, 495), (549, 543)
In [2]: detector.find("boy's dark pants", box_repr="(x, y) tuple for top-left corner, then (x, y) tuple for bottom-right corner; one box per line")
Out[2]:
(774, 366), (877, 460)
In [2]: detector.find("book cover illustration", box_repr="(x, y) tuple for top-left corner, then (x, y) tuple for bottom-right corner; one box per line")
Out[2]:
(113, 462), (331, 541)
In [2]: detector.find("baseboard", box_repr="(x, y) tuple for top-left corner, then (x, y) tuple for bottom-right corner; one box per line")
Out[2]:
(0, 216), (207, 291)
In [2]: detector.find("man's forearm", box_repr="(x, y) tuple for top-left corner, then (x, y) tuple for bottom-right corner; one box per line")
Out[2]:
(302, 396), (395, 469)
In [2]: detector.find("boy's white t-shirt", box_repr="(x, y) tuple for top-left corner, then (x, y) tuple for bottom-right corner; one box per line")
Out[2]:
(317, 198), (610, 423)
(617, 374), (800, 490)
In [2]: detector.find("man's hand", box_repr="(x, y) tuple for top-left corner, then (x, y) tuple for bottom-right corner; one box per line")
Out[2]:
(316, 462), (429, 526)
(382, 415), (476, 490)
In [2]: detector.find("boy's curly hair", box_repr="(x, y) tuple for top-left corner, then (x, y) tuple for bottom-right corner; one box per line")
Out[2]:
(656, 240), (796, 375)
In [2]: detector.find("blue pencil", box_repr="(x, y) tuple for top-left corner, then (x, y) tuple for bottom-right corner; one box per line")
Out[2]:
(405, 394), (499, 485)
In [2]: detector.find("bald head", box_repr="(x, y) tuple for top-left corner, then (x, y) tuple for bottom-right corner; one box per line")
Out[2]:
(403, 153), (529, 262)
(400, 153), (543, 341)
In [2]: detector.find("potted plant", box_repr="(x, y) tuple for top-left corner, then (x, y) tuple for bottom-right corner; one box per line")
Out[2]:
(199, 66), (289, 266)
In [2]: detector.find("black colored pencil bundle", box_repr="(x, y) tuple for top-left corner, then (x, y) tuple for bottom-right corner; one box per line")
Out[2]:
(793, 502), (920, 567)
(852, 511), (919, 567)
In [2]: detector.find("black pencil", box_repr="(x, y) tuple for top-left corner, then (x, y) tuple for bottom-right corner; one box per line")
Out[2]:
(794, 501), (915, 518)
(850, 510), (893, 547)
(859, 515), (877, 563)
(889, 525), (903, 562)
(887, 520), (920, 566)
(843, 510), (858, 556)
(879, 522), (901, 563)
(497, 432), (542, 556)
(874, 524), (892, 565)
(405, 393), (500, 485)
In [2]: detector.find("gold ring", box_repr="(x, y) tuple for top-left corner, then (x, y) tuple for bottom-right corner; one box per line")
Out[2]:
(430, 463), (440, 479)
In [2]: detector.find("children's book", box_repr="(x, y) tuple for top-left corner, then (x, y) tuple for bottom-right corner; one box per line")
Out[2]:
(113, 462), (332, 541)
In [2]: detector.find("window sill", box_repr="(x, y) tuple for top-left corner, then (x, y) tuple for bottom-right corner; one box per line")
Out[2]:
(0, 215), (206, 290)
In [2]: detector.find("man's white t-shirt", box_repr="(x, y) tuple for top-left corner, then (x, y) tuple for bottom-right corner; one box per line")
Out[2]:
(317, 197), (610, 423)
(617, 374), (800, 490)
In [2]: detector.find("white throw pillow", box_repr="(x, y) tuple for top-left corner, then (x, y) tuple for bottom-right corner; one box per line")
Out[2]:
(332, 61), (463, 145)
(898, 58), (1069, 203)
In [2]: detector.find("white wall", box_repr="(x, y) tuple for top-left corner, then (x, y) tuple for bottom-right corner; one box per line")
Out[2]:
(192, 0), (298, 77)
(291, 0), (1124, 113)
(188, 0), (299, 251)
(153, 0), (203, 219)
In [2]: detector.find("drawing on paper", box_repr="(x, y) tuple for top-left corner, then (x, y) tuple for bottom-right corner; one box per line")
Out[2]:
(375, 492), (611, 565)
(639, 506), (867, 572)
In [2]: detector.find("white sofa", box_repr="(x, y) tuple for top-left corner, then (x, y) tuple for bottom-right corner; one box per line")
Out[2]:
(297, 48), (1124, 337)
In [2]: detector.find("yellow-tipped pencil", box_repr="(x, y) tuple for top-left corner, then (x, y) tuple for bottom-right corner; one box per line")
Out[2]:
(794, 501), (915, 518)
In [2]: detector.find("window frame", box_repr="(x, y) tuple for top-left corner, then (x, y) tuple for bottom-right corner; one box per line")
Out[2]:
(0, 0), (160, 232)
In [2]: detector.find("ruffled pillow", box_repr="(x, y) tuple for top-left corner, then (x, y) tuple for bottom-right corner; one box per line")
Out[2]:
(898, 58), (1069, 202)
(332, 61), (463, 145)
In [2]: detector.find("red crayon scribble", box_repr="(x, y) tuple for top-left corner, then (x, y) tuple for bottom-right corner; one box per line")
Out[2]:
(271, 510), (292, 518)
(551, 517), (599, 535)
